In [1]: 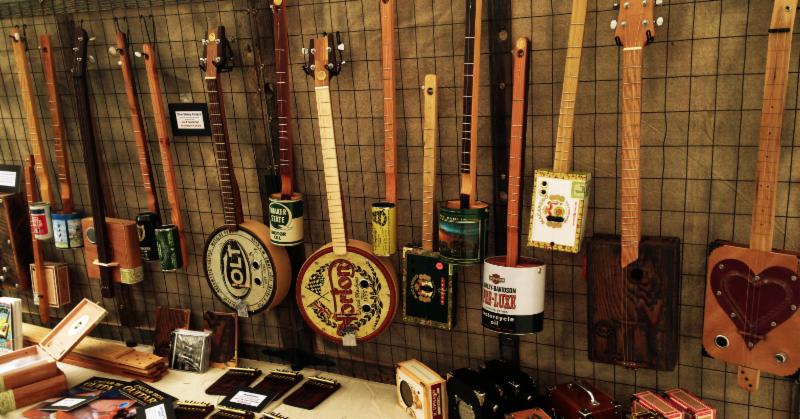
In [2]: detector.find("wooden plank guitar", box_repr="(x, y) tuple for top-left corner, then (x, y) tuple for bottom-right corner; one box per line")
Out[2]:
(141, 40), (190, 269)
(587, 1), (680, 371)
(402, 74), (456, 330)
(110, 30), (162, 262)
(371, 0), (398, 256)
(201, 26), (291, 315)
(24, 155), (50, 323)
(438, 0), (489, 266)
(529, 0), (591, 254)
(40, 34), (83, 250)
(297, 34), (398, 345)
(268, 0), (304, 248)
(703, 0), (800, 392)
(482, 39), (546, 335)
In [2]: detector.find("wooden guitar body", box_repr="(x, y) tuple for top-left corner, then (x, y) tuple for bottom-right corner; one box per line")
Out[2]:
(0, 192), (32, 289)
(82, 217), (143, 285)
(703, 241), (800, 379)
(587, 234), (680, 370)
(297, 238), (397, 344)
(204, 219), (291, 314)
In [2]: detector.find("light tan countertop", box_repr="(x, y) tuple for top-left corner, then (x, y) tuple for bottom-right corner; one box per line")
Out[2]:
(7, 357), (410, 419)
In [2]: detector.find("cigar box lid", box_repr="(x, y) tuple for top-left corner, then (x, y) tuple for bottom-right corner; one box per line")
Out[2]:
(38, 299), (107, 361)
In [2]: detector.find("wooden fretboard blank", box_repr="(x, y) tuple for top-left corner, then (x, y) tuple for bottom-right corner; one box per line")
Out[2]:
(506, 39), (530, 267)
(316, 85), (348, 255)
(620, 47), (643, 268)
(273, 1), (295, 198)
(381, 0), (398, 203)
(421, 75), (438, 252)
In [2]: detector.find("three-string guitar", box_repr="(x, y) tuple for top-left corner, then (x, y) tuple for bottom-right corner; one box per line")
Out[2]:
(40, 34), (83, 250)
(141, 35), (189, 270)
(371, 0), (398, 256)
(438, 0), (489, 266)
(587, 0), (680, 371)
(268, 0), (304, 248)
(529, 0), (591, 254)
(297, 34), (397, 345)
(402, 74), (456, 330)
(201, 26), (291, 315)
(482, 39), (545, 335)
(703, 0), (800, 392)
(110, 28), (162, 262)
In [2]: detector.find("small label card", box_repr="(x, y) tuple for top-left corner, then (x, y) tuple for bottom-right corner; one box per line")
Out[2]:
(168, 103), (211, 136)
(136, 401), (176, 419)
(220, 388), (279, 412)
(0, 164), (20, 193)
(41, 395), (97, 411)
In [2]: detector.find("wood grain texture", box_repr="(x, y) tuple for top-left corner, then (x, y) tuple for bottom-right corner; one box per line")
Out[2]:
(271, 0), (296, 198)
(380, 0), (398, 204)
(153, 306), (190, 357)
(421, 74), (437, 252)
(203, 311), (238, 368)
(0, 192), (32, 289)
(24, 156), (49, 323)
(505, 38), (529, 267)
(587, 234), (680, 371)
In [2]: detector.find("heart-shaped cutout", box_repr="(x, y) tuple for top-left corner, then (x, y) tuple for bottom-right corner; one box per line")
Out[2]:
(710, 259), (800, 348)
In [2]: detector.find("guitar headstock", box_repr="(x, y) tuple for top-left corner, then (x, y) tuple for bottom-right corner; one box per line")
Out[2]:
(302, 32), (345, 82)
(611, 0), (665, 47)
(71, 28), (91, 78)
(9, 26), (25, 46)
(200, 26), (235, 77)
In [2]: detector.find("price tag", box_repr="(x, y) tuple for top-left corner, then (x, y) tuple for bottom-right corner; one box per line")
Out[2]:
(235, 299), (249, 318)
(342, 332), (357, 347)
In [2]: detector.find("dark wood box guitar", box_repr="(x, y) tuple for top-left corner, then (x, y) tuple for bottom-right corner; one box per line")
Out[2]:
(702, 0), (800, 392)
(546, 381), (621, 419)
(586, 0), (679, 371)
(0, 187), (32, 290)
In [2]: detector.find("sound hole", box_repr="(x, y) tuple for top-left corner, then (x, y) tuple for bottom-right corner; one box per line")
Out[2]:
(360, 279), (370, 288)
(715, 335), (729, 349)
(254, 278), (262, 286)
(629, 267), (644, 283)
(399, 381), (413, 407)
(362, 304), (372, 313)
(252, 261), (260, 270)
(86, 227), (96, 244)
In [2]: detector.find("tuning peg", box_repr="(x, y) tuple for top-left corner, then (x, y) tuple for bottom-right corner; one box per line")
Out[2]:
(656, 16), (664, 26)
(199, 57), (208, 64)
(642, 19), (649, 27)
(134, 51), (147, 59)
(108, 46), (120, 56)
(610, 19), (618, 30)
(337, 43), (345, 51)
(302, 47), (309, 55)
(89, 37), (96, 42)
(11, 32), (21, 41)
(655, 0), (663, 5)
(613, 2), (619, 10)
(202, 38), (209, 45)
(88, 55), (96, 64)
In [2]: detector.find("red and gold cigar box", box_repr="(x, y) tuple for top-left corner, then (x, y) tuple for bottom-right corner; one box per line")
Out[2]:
(664, 389), (716, 419)
(632, 391), (682, 419)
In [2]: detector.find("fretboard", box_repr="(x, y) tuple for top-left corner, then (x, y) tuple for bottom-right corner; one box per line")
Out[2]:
(11, 29), (55, 205)
(553, 0), (588, 174)
(750, 1), (798, 252)
(117, 32), (158, 214)
(459, 0), (482, 208)
(273, 2), (295, 198)
(40, 34), (74, 213)
(381, 0), (398, 204)
(316, 85), (348, 255)
(206, 77), (243, 229)
(422, 75), (438, 252)
(620, 47), (643, 268)
(506, 39), (529, 267)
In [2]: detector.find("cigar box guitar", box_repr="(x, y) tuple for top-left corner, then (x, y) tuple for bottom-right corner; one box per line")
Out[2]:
(528, 0), (590, 253)
(141, 39), (189, 270)
(396, 359), (447, 419)
(702, 0), (800, 392)
(72, 28), (144, 293)
(482, 39), (546, 336)
(545, 381), (621, 419)
(40, 34), (83, 250)
(438, 0), (489, 265)
(0, 165), (32, 289)
(586, 0), (680, 371)
(201, 26), (291, 315)
(371, 0), (399, 256)
(268, 0), (304, 247)
(402, 74), (456, 330)
(110, 29), (162, 262)
(296, 33), (398, 346)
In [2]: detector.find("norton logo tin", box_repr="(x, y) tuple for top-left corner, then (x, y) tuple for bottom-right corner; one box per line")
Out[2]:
(205, 228), (276, 314)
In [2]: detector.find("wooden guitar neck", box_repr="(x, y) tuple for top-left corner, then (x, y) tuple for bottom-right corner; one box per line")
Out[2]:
(272, 0), (295, 199)
(620, 47), (643, 268)
(552, 0), (588, 174)
(381, 0), (398, 204)
(40, 34), (74, 213)
(142, 43), (189, 266)
(459, 0), (483, 208)
(749, 1), (798, 252)
(506, 39), (530, 267)
(10, 28), (55, 205)
(115, 31), (159, 214)
(421, 75), (438, 252)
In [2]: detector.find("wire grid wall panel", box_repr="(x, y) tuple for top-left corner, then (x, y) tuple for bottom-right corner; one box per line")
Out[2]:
(0, 0), (798, 417)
